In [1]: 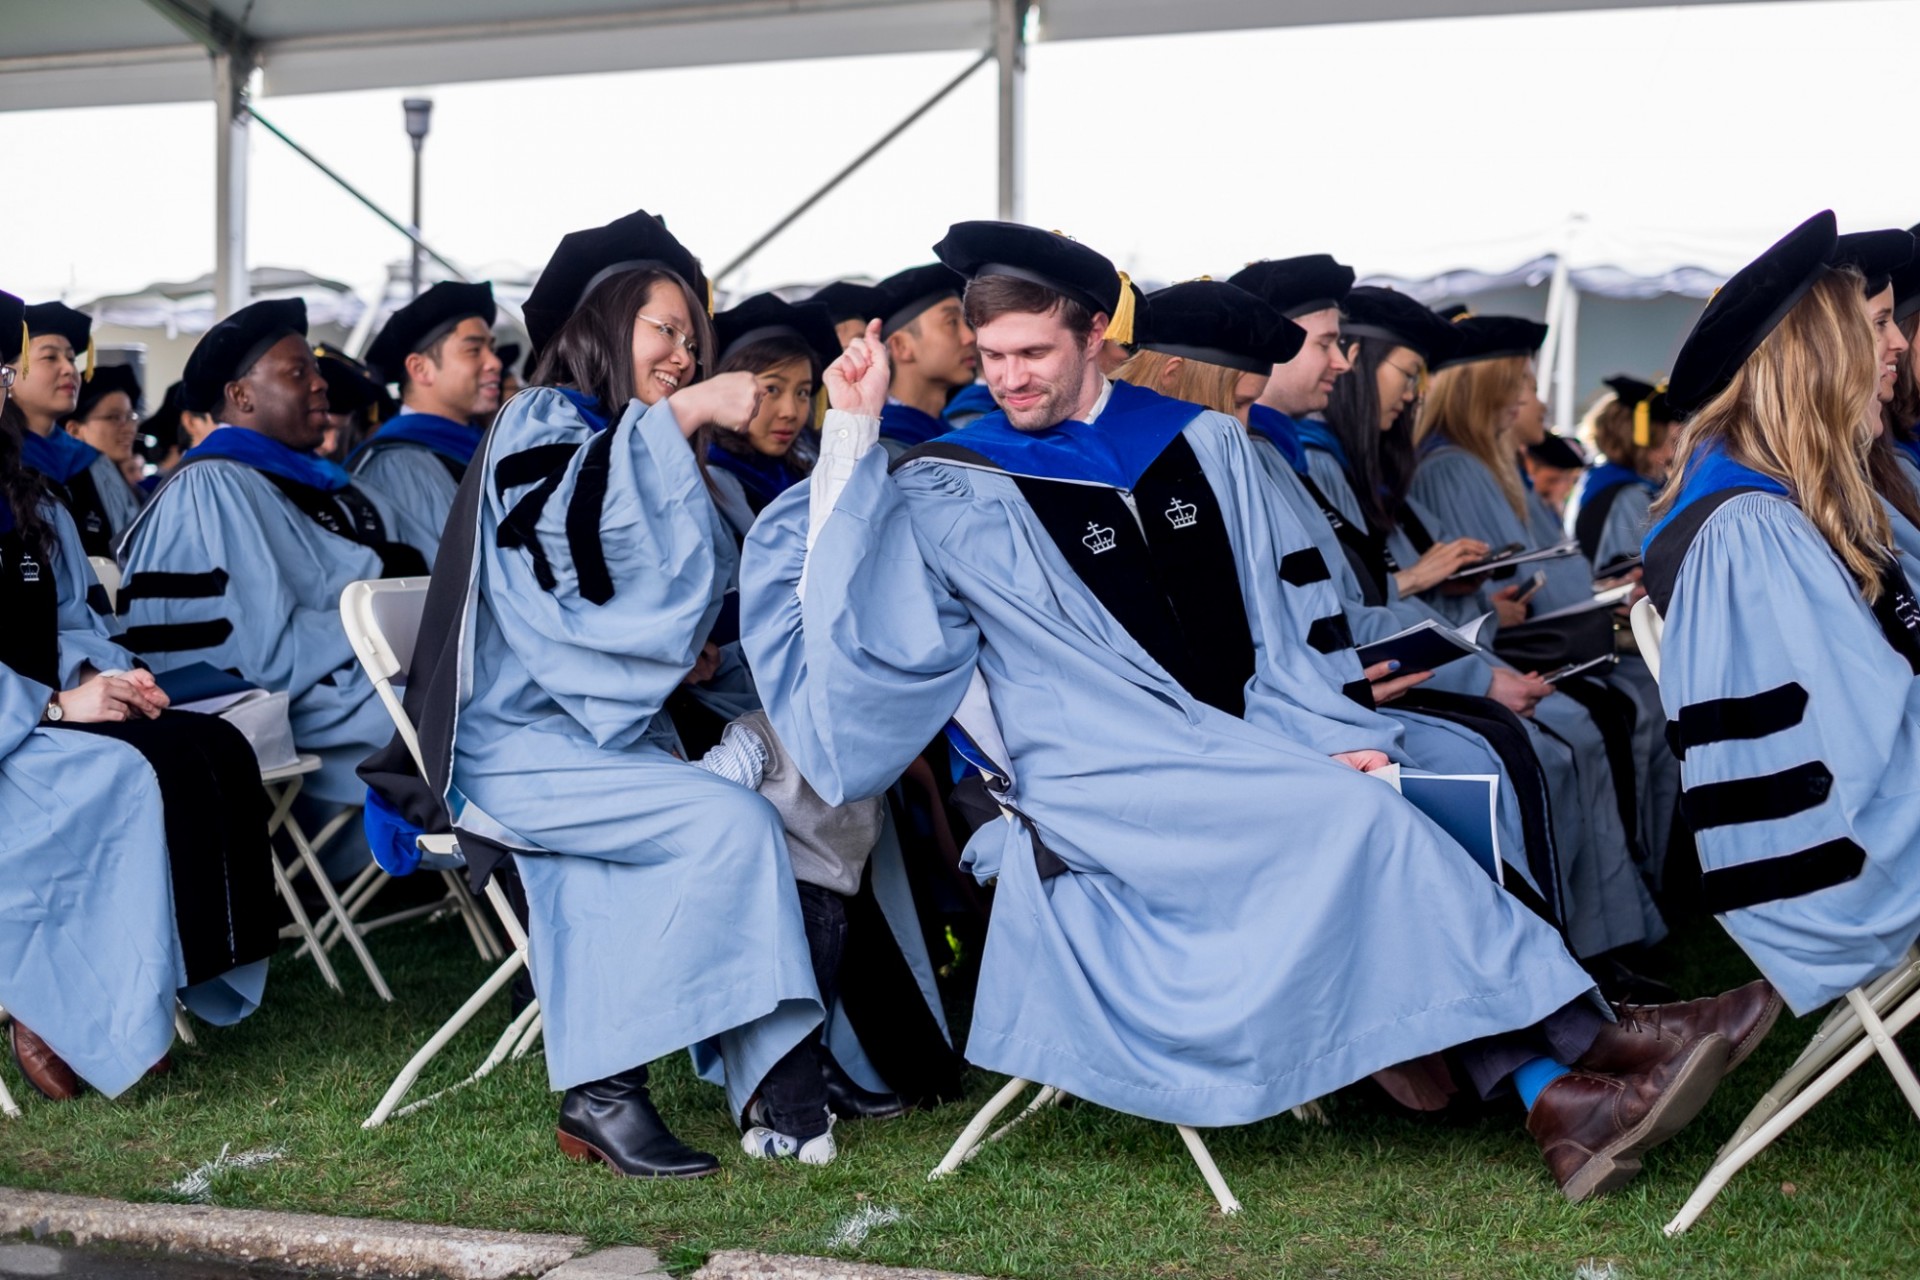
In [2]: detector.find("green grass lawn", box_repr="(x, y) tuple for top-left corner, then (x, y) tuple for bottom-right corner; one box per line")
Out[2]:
(2, 908), (1916, 1279)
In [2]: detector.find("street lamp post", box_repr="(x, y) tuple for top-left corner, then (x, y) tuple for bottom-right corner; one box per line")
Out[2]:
(403, 97), (433, 299)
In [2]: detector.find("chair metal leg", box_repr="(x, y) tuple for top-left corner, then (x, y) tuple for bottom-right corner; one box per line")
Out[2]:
(1665, 983), (1920, 1236)
(442, 869), (503, 961)
(172, 1003), (196, 1047)
(1176, 1124), (1243, 1215)
(0, 1005), (17, 1118)
(1716, 955), (1920, 1159)
(271, 846), (342, 993)
(361, 949), (528, 1128)
(929, 1077), (1036, 1179)
(386, 995), (544, 1125)
(283, 813), (393, 1002)
(1847, 987), (1920, 1117)
(508, 1011), (544, 1061)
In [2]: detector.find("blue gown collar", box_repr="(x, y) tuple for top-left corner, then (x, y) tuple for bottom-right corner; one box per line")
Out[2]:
(555, 387), (613, 433)
(1245, 403), (1310, 476)
(184, 426), (352, 492)
(19, 428), (100, 484)
(351, 411), (483, 466)
(1895, 437), (1920, 475)
(1294, 417), (1353, 475)
(1584, 461), (1658, 501)
(706, 443), (803, 504)
(942, 382), (999, 425)
(1642, 443), (1788, 552)
(880, 400), (948, 449)
(930, 379), (1204, 490)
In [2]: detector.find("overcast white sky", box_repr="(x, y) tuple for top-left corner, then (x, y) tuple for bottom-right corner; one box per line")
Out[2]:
(3, 0), (1912, 306)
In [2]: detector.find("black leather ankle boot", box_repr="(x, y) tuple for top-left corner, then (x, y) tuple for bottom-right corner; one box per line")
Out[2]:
(556, 1066), (719, 1178)
(821, 1052), (908, 1121)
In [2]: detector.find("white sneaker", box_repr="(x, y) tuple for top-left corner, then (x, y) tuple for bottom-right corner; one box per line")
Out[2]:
(741, 1114), (837, 1165)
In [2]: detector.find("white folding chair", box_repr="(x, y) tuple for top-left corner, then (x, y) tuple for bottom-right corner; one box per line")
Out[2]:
(86, 556), (121, 611)
(930, 1077), (1244, 1215)
(1628, 596), (1664, 682)
(1636, 599), (1920, 1234)
(262, 756), (394, 1000)
(339, 578), (540, 1128)
(0, 1005), (21, 1119)
(925, 777), (1246, 1215)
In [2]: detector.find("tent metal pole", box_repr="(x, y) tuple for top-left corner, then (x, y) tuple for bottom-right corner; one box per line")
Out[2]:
(213, 51), (252, 317)
(994, 0), (1028, 222)
(713, 49), (992, 284)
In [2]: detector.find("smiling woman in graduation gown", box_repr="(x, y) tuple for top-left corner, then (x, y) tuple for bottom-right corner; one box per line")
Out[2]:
(0, 292), (275, 1098)
(397, 210), (849, 1178)
(742, 226), (1602, 1130)
(1647, 213), (1920, 1016)
(5, 303), (140, 558)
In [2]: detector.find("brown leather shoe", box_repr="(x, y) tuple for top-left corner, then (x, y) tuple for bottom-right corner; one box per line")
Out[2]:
(11, 1023), (82, 1101)
(148, 1054), (174, 1078)
(1577, 979), (1783, 1077)
(1528, 1031), (1730, 1203)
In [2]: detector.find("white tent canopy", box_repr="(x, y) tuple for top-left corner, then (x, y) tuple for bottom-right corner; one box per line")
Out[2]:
(2, 0), (1780, 111)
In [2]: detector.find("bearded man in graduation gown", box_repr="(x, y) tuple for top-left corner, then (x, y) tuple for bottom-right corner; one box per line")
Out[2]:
(349, 282), (503, 563)
(118, 299), (433, 817)
(740, 221), (1776, 1202)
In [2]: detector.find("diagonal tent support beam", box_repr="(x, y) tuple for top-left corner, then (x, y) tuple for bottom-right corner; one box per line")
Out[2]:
(245, 107), (471, 284)
(715, 48), (993, 285)
(145, 0), (469, 319)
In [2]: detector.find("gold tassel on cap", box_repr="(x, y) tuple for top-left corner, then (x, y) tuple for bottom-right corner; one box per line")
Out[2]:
(1107, 271), (1136, 345)
(83, 333), (96, 383)
(17, 322), (27, 377)
(1632, 378), (1669, 449)
(705, 278), (715, 318)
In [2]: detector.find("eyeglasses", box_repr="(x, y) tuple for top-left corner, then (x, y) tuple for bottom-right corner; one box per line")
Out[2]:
(638, 315), (699, 359)
(1385, 359), (1427, 394)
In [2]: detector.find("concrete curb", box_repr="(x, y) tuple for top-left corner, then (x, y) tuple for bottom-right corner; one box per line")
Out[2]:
(693, 1254), (990, 1280)
(0, 1190), (997, 1280)
(0, 1190), (585, 1279)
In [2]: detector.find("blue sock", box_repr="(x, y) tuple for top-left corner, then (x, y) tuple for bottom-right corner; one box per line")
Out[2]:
(1512, 1057), (1572, 1111)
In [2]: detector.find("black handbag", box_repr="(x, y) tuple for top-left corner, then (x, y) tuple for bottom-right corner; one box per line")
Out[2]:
(1492, 605), (1617, 672)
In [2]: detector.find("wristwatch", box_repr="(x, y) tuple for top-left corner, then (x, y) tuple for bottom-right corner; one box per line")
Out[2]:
(42, 697), (63, 723)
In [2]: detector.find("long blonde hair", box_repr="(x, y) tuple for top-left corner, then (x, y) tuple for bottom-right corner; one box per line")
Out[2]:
(1652, 269), (1889, 599)
(1415, 355), (1533, 520)
(1113, 348), (1242, 416)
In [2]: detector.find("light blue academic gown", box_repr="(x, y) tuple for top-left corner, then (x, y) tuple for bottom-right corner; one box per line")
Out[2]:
(1250, 429), (1641, 948)
(441, 388), (822, 1114)
(1564, 468), (1657, 570)
(740, 393), (1596, 1127)
(1413, 443), (1681, 903)
(89, 452), (142, 542)
(0, 506), (265, 1097)
(347, 413), (483, 566)
(1650, 471), (1920, 1015)
(117, 439), (421, 807)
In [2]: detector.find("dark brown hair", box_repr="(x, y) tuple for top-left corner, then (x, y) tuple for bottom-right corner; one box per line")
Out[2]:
(962, 276), (1095, 342)
(701, 333), (818, 470)
(529, 267), (715, 412)
(0, 400), (55, 559)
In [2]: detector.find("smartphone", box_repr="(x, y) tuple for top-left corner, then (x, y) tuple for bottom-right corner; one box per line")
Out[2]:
(1544, 654), (1616, 683)
(1515, 570), (1549, 604)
